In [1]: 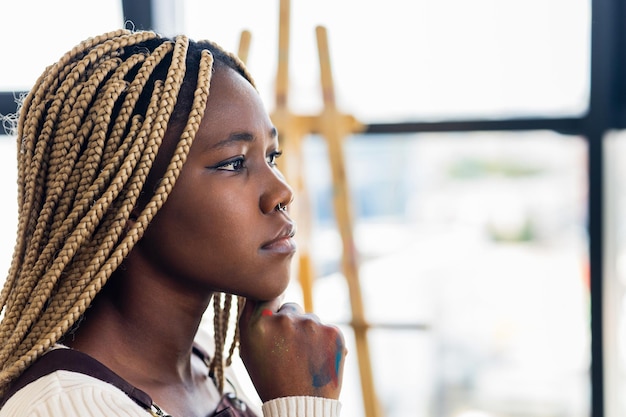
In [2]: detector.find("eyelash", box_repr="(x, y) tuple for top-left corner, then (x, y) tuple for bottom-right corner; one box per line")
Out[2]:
(267, 150), (283, 167)
(216, 157), (245, 171)
(214, 150), (283, 172)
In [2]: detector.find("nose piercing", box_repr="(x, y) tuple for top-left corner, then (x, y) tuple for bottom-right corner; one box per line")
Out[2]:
(277, 203), (287, 211)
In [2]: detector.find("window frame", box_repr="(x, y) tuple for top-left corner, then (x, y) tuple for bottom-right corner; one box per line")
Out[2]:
(2, 1), (624, 416)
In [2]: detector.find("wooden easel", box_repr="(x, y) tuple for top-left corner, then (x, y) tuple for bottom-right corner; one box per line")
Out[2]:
(237, 2), (382, 417)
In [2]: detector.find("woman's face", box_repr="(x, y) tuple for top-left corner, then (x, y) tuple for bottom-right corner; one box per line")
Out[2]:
(134, 65), (295, 301)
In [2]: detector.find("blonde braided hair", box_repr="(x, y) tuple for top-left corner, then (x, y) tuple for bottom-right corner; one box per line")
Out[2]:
(0, 29), (255, 396)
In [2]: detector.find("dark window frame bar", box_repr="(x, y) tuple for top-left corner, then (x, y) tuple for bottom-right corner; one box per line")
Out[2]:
(1, 0), (624, 416)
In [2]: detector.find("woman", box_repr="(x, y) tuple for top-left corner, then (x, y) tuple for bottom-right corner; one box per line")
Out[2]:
(0, 29), (346, 417)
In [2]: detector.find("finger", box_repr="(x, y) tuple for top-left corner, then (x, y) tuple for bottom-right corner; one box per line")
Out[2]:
(276, 303), (323, 323)
(239, 297), (283, 327)
(276, 302), (305, 315)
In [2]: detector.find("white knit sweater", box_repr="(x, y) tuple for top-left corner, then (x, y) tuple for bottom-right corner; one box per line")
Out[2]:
(0, 370), (341, 417)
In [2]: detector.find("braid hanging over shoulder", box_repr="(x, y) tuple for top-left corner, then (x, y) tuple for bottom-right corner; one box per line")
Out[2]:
(0, 29), (254, 397)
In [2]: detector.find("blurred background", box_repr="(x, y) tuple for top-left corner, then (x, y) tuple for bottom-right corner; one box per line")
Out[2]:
(2, 1), (626, 417)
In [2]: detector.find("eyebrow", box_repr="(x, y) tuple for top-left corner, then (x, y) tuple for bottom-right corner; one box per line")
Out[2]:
(209, 127), (279, 150)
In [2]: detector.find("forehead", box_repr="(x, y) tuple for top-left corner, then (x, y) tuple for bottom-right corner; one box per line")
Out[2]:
(192, 66), (273, 146)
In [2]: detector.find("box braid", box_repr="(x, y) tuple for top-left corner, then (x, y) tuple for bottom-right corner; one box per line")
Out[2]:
(0, 29), (255, 396)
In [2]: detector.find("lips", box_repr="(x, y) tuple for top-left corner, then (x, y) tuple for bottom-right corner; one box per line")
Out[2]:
(261, 223), (297, 253)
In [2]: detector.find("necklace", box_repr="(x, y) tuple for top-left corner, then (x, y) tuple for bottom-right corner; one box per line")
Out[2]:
(149, 403), (173, 417)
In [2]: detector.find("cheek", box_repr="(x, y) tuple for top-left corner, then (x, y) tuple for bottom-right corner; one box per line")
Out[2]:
(171, 191), (255, 261)
(141, 187), (219, 256)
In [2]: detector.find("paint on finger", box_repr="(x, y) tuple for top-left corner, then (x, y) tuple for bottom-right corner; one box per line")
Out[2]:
(311, 334), (344, 389)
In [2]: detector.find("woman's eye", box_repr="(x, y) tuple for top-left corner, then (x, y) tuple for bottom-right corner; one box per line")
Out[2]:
(216, 157), (245, 171)
(267, 150), (283, 167)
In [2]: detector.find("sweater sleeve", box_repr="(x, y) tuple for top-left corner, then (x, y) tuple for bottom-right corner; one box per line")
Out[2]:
(261, 396), (342, 417)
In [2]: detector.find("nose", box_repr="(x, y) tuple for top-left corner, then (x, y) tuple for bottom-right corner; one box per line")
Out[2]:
(260, 167), (294, 215)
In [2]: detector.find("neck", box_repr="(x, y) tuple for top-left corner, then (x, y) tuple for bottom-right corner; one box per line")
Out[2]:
(68, 267), (213, 386)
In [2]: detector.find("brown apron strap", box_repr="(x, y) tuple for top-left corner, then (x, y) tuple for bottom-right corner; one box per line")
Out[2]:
(0, 347), (258, 417)
(0, 348), (152, 410)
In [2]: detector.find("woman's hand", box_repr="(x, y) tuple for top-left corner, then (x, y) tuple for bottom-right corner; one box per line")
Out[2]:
(238, 298), (347, 402)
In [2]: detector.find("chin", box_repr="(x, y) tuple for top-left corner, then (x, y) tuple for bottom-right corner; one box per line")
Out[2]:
(260, 285), (291, 302)
(250, 276), (291, 302)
